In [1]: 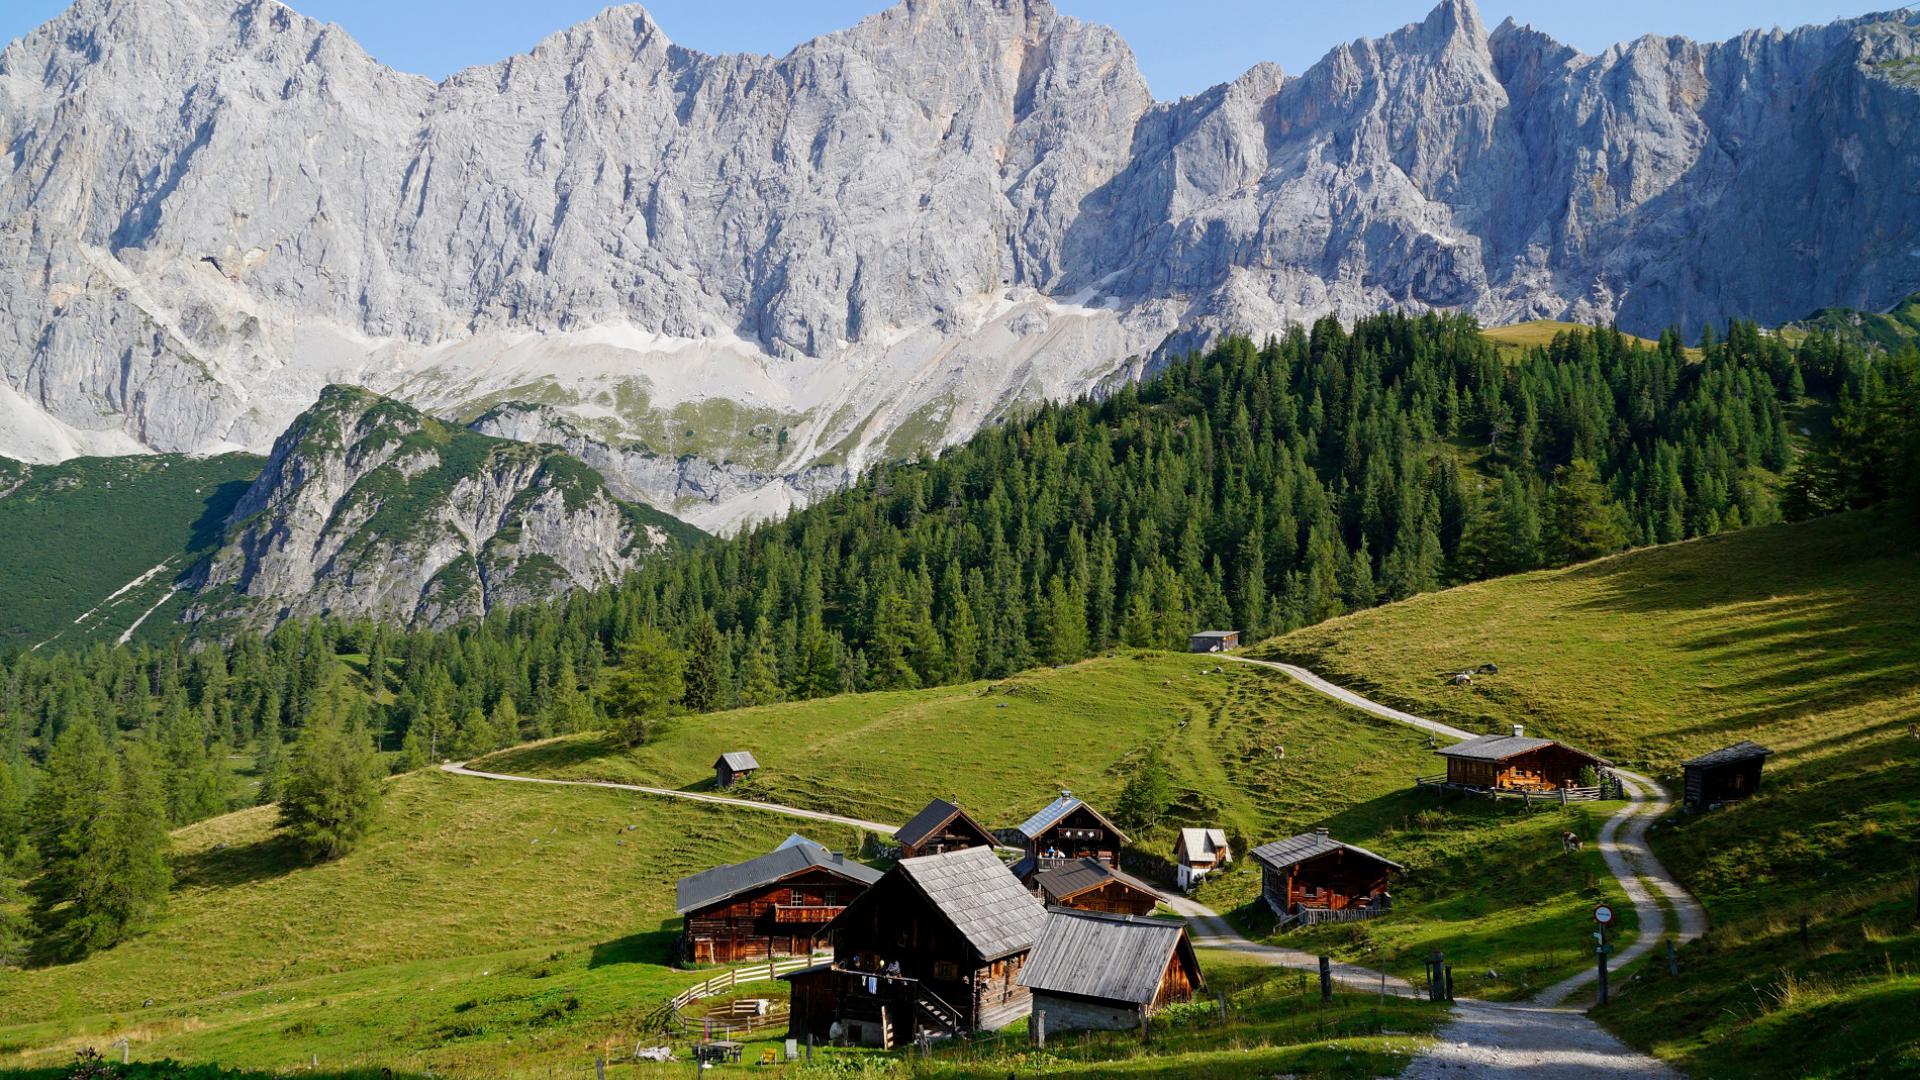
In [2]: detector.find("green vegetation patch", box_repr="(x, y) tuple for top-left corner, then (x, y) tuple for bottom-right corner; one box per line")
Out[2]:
(0, 453), (263, 648)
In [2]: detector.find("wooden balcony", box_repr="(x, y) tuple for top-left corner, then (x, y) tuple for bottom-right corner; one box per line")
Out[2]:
(773, 904), (845, 924)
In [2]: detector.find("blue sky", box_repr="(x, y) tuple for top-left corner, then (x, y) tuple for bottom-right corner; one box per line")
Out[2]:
(2, 1), (1882, 99)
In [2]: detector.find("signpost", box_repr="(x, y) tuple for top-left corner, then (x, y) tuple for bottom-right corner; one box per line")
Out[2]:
(1593, 904), (1615, 1004)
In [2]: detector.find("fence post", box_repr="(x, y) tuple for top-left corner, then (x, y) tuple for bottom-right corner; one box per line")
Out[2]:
(1318, 956), (1333, 1002)
(1033, 1009), (1045, 1049)
(595, 1055), (604, 1080)
(1667, 937), (1678, 977)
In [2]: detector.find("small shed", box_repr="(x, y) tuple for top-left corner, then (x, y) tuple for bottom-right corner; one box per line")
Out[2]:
(1174, 828), (1232, 891)
(1436, 725), (1608, 792)
(1019, 909), (1203, 1033)
(714, 750), (760, 789)
(1032, 858), (1161, 917)
(1250, 828), (1402, 928)
(893, 798), (998, 859)
(1189, 630), (1241, 653)
(1682, 741), (1773, 810)
(1012, 791), (1130, 883)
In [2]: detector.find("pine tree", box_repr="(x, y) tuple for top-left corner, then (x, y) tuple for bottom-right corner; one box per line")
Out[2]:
(1544, 459), (1628, 565)
(736, 618), (784, 707)
(682, 618), (725, 714)
(599, 627), (685, 747)
(102, 743), (172, 944)
(1114, 747), (1175, 831)
(278, 709), (383, 862)
(28, 721), (117, 953)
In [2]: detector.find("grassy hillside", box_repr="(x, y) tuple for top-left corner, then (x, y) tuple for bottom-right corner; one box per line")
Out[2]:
(0, 653), (1447, 1077)
(1253, 510), (1920, 1077)
(0, 453), (262, 649)
(483, 652), (1638, 1001)
(1781, 290), (1920, 353)
(1483, 320), (1666, 355)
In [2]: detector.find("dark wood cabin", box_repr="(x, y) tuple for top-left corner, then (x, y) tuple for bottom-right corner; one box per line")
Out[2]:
(1682, 741), (1773, 810)
(1032, 858), (1160, 917)
(1189, 630), (1241, 653)
(675, 837), (880, 964)
(1012, 792), (1129, 884)
(782, 846), (1045, 1048)
(1019, 909), (1203, 1033)
(893, 798), (998, 859)
(1436, 726), (1609, 792)
(714, 751), (760, 789)
(1250, 828), (1403, 928)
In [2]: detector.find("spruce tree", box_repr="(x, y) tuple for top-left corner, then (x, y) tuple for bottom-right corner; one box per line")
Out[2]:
(599, 627), (685, 747)
(278, 709), (383, 862)
(1544, 459), (1629, 565)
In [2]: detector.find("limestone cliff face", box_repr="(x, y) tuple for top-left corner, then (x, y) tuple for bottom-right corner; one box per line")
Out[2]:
(4, 0), (1919, 528)
(190, 386), (694, 628)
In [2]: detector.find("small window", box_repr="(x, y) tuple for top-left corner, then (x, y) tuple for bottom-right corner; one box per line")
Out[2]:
(932, 960), (959, 981)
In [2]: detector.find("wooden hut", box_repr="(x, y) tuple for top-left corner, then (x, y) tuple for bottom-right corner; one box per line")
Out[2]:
(1682, 741), (1773, 810)
(1188, 630), (1241, 653)
(1435, 726), (1609, 793)
(781, 846), (1046, 1048)
(1250, 828), (1402, 929)
(1012, 791), (1129, 883)
(674, 838), (881, 964)
(714, 751), (760, 789)
(893, 798), (998, 859)
(1019, 909), (1203, 1033)
(1032, 858), (1161, 917)
(1174, 827), (1232, 891)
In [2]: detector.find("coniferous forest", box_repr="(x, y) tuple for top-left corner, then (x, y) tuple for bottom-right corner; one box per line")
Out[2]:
(4, 312), (1917, 959)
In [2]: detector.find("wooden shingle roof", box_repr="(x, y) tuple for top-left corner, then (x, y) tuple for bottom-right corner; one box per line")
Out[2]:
(716, 751), (760, 771)
(1437, 733), (1610, 766)
(675, 840), (880, 914)
(895, 846), (1046, 963)
(1249, 830), (1404, 874)
(893, 798), (994, 850)
(1032, 858), (1160, 906)
(1019, 909), (1196, 1005)
(1683, 741), (1773, 769)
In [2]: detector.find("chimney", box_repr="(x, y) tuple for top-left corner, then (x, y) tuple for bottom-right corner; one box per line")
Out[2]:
(1314, 827), (1330, 838)
(1512, 724), (1526, 739)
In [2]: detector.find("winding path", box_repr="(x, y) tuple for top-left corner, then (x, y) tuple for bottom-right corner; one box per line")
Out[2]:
(438, 761), (899, 834)
(1222, 654), (1705, 1076)
(441, 656), (1707, 1077)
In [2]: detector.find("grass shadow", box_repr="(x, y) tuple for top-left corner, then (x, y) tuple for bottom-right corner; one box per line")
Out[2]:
(588, 926), (679, 970)
(172, 833), (306, 890)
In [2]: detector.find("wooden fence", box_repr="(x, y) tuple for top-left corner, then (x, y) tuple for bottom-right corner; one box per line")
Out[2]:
(644, 951), (828, 1040)
(1414, 774), (1620, 803)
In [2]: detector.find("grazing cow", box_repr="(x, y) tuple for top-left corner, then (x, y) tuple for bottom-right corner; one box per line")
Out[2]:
(1561, 831), (1583, 853)
(1451, 672), (1473, 686)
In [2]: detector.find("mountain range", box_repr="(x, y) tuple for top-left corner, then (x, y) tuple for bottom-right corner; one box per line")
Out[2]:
(3, 0), (1919, 530)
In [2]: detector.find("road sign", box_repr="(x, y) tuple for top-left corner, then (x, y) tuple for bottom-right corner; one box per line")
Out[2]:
(1594, 903), (1615, 926)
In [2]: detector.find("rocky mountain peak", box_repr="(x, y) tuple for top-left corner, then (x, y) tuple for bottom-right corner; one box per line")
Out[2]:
(3, 0), (1919, 534)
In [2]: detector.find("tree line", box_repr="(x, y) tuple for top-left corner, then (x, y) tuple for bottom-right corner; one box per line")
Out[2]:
(5, 311), (1907, 961)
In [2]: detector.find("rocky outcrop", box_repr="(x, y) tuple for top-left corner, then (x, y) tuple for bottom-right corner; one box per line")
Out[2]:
(189, 386), (696, 628)
(3, 0), (1919, 522)
(468, 403), (848, 534)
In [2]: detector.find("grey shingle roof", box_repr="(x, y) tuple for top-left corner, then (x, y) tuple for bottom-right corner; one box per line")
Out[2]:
(1435, 733), (1558, 761)
(1017, 792), (1129, 843)
(716, 751), (760, 772)
(1683, 741), (1773, 769)
(894, 798), (994, 850)
(675, 841), (880, 914)
(1033, 858), (1159, 906)
(1249, 830), (1404, 874)
(1178, 828), (1229, 860)
(896, 846), (1046, 963)
(1019, 909), (1193, 1005)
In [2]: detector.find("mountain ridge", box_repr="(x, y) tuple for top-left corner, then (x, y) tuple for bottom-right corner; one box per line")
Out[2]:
(4, 0), (1919, 529)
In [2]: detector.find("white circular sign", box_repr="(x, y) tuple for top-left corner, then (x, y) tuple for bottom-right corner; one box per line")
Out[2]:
(1594, 904), (1615, 926)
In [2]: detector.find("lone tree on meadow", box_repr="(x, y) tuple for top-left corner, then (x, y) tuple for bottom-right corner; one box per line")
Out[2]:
(600, 626), (686, 747)
(279, 707), (383, 862)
